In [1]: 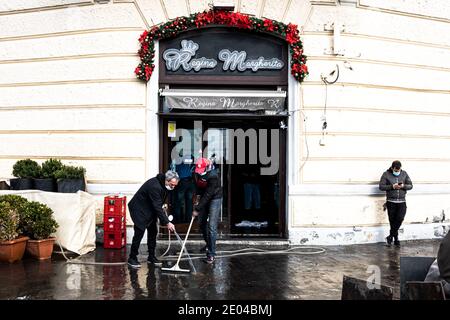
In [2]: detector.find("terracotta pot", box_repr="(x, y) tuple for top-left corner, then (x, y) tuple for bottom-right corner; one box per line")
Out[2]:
(0, 236), (29, 263)
(26, 237), (56, 260)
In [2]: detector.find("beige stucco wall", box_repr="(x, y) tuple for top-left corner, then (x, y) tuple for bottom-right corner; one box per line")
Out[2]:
(0, 0), (449, 244)
(289, 0), (450, 244)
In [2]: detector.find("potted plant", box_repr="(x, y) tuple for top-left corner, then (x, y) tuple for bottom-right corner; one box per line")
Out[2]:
(34, 158), (63, 192)
(54, 165), (86, 193)
(0, 194), (29, 235)
(0, 201), (29, 263)
(22, 201), (59, 260)
(10, 159), (41, 190)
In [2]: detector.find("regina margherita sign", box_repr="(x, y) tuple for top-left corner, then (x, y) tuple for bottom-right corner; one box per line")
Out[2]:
(163, 40), (284, 73)
(159, 28), (288, 85)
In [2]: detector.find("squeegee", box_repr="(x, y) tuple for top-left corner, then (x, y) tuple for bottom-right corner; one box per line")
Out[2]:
(161, 215), (195, 273)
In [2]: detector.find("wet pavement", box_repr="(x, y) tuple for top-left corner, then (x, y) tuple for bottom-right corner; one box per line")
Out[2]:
(0, 239), (440, 300)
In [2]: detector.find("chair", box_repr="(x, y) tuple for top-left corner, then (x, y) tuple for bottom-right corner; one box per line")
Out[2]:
(341, 275), (394, 300)
(399, 256), (440, 300)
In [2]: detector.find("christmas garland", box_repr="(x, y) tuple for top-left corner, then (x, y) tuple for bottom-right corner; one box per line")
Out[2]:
(135, 9), (308, 83)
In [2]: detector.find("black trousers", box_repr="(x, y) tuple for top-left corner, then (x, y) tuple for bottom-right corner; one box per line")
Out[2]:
(386, 201), (407, 238)
(129, 219), (157, 259)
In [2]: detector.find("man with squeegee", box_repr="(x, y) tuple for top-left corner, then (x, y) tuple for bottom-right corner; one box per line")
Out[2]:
(127, 170), (179, 268)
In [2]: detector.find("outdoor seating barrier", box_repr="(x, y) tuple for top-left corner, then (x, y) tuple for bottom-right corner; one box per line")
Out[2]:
(341, 275), (393, 300)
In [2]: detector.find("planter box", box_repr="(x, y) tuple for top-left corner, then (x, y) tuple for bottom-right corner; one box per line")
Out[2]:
(34, 178), (56, 192)
(26, 238), (56, 260)
(57, 179), (86, 193)
(0, 236), (29, 263)
(10, 178), (33, 190)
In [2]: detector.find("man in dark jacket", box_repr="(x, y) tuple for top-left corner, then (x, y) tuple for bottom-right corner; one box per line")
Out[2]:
(438, 229), (450, 287)
(424, 230), (450, 297)
(127, 171), (179, 268)
(192, 158), (222, 264)
(379, 160), (413, 247)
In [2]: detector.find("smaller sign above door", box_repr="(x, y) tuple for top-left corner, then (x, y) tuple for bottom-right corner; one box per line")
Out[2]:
(163, 95), (285, 112)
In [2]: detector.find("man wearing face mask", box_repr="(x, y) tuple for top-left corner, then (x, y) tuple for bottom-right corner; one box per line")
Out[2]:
(192, 157), (222, 264)
(128, 170), (179, 268)
(379, 160), (413, 247)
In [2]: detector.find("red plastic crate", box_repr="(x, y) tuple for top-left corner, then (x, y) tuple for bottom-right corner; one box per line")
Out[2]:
(103, 231), (126, 249)
(104, 195), (127, 216)
(103, 214), (126, 232)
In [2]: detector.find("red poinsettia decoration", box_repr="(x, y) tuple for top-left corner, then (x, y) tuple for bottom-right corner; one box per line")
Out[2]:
(139, 30), (148, 44)
(232, 12), (252, 29)
(263, 19), (275, 32)
(195, 11), (214, 28)
(135, 9), (308, 83)
(214, 10), (232, 25)
(285, 23), (300, 45)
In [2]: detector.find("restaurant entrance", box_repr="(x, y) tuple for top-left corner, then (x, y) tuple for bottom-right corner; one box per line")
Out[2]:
(160, 114), (286, 238)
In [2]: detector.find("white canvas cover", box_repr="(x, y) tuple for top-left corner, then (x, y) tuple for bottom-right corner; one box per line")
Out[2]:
(0, 190), (97, 255)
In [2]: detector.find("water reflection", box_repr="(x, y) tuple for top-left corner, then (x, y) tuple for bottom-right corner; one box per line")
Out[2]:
(101, 248), (127, 300)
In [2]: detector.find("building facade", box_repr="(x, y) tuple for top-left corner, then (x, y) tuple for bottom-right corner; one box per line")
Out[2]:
(1, 0), (449, 245)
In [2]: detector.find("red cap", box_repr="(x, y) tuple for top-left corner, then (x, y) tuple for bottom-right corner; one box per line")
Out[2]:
(194, 158), (210, 174)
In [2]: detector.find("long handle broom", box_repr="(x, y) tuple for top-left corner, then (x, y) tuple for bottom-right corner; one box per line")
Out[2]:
(161, 215), (195, 273)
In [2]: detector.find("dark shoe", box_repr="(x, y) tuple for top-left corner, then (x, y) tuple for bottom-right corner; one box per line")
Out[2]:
(385, 236), (393, 246)
(204, 256), (215, 264)
(127, 257), (141, 268)
(394, 240), (401, 247)
(199, 245), (208, 253)
(147, 255), (162, 266)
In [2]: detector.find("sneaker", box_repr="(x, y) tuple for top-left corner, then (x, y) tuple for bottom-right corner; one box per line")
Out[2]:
(199, 245), (208, 253)
(147, 255), (162, 266)
(204, 256), (215, 264)
(127, 257), (141, 268)
(385, 236), (393, 246)
(394, 240), (401, 247)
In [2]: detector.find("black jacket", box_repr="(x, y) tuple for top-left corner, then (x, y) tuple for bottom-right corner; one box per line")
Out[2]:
(438, 231), (450, 282)
(194, 170), (222, 212)
(128, 174), (170, 230)
(379, 169), (413, 202)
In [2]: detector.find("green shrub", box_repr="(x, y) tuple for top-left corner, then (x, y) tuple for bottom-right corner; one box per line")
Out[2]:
(0, 201), (20, 242)
(0, 195), (28, 234)
(12, 159), (41, 178)
(54, 165), (86, 180)
(22, 201), (59, 240)
(41, 158), (63, 179)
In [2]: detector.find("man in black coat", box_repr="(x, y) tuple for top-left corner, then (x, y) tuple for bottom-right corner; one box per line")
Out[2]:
(127, 171), (179, 268)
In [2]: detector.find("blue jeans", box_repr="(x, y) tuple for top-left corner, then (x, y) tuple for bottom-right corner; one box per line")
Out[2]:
(198, 198), (222, 258)
(172, 178), (195, 223)
(244, 183), (261, 210)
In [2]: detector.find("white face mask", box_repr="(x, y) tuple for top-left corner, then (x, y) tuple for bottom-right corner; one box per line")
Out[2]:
(165, 184), (174, 191)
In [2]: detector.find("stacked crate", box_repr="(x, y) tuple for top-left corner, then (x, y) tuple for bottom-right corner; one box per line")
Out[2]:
(103, 195), (127, 249)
